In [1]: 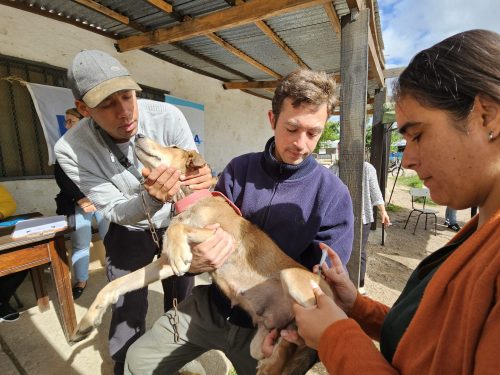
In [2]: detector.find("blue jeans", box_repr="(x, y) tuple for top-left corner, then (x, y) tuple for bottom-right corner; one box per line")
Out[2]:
(445, 207), (457, 225)
(71, 205), (109, 283)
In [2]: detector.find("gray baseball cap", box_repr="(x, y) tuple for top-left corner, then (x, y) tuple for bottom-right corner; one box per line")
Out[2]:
(68, 50), (142, 108)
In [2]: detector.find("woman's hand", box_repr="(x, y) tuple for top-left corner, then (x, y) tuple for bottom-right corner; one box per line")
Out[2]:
(313, 243), (357, 313)
(142, 165), (182, 202)
(181, 164), (214, 190)
(293, 280), (348, 350)
(188, 223), (235, 273)
(378, 205), (392, 228)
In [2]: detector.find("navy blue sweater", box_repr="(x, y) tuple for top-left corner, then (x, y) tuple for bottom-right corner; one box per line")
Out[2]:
(211, 137), (354, 327)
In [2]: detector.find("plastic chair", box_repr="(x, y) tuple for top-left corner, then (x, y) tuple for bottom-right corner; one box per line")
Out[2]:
(404, 187), (438, 235)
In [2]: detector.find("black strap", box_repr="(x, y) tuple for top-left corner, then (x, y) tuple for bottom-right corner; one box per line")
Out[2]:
(96, 126), (144, 183)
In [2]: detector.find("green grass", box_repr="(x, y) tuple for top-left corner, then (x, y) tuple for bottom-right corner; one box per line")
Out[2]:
(395, 174), (439, 206)
(397, 174), (423, 188)
(228, 369), (238, 375)
(386, 203), (403, 212)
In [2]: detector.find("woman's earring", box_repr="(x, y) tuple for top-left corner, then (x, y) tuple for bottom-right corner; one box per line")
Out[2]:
(488, 131), (495, 141)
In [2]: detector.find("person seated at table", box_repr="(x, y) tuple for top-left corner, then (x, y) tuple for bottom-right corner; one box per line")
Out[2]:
(0, 184), (16, 221)
(0, 184), (28, 322)
(54, 108), (109, 300)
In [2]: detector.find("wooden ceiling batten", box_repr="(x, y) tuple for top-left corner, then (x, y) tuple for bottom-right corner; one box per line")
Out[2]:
(254, 20), (309, 69)
(366, 0), (384, 67)
(144, 0), (173, 14)
(368, 28), (384, 86)
(73, 0), (129, 25)
(206, 33), (281, 79)
(323, 2), (341, 38)
(0, 0), (114, 39)
(172, 42), (254, 81)
(223, 73), (341, 90)
(223, 80), (280, 90)
(116, 0), (333, 52)
(233, 0), (309, 68)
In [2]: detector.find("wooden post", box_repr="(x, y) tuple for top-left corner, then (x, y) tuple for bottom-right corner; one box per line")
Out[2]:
(339, 8), (370, 287)
(369, 88), (387, 230)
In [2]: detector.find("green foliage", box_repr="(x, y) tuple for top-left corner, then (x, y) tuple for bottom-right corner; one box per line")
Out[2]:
(228, 369), (238, 375)
(315, 120), (340, 152)
(390, 126), (404, 152)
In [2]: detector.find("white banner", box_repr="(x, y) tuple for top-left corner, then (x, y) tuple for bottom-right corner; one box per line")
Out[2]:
(165, 94), (205, 156)
(26, 83), (75, 165)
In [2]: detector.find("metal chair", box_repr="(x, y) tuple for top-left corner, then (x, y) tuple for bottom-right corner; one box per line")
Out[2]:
(404, 187), (438, 235)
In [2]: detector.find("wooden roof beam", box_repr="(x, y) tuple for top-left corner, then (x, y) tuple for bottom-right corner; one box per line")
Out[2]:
(224, 80), (280, 90)
(367, 26), (384, 87)
(116, 0), (332, 52)
(206, 34), (281, 79)
(323, 2), (341, 39)
(233, 0), (309, 68)
(73, 0), (129, 25)
(366, 0), (384, 68)
(343, 1), (385, 87)
(144, 0), (173, 14)
(224, 74), (341, 89)
(254, 21), (309, 68)
(384, 67), (406, 79)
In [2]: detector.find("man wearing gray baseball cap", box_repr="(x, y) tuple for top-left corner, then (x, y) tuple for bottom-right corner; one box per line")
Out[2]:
(55, 50), (234, 374)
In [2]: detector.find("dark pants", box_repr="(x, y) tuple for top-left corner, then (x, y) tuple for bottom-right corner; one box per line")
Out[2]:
(104, 223), (194, 373)
(0, 270), (28, 304)
(360, 223), (372, 287)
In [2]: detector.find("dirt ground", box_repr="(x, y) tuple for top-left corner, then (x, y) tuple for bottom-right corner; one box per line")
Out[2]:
(364, 172), (471, 306)
(307, 171), (471, 374)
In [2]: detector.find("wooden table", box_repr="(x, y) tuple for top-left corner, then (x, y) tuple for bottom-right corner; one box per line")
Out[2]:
(0, 217), (76, 342)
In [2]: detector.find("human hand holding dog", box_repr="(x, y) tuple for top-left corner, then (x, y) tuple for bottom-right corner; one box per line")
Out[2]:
(262, 328), (304, 358)
(188, 223), (235, 273)
(293, 280), (348, 350)
(181, 164), (213, 190)
(142, 165), (182, 202)
(313, 243), (357, 313)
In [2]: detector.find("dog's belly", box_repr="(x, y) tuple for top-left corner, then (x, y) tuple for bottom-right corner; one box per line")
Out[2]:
(213, 264), (294, 329)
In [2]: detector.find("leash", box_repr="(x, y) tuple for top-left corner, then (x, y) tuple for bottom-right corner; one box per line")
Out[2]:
(139, 187), (161, 252)
(166, 297), (180, 343)
(98, 126), (183, 340)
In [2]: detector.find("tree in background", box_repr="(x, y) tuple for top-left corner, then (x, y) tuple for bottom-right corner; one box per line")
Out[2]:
(315, 119), (340, 152)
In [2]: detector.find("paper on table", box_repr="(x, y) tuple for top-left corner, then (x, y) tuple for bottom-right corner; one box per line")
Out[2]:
(12, 215), (68, 239)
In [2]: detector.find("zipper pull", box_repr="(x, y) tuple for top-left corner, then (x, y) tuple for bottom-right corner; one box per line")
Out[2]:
(110, 151), (115, 163)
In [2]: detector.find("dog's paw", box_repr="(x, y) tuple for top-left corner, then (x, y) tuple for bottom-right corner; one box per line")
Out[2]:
(168, 242), (192, 275)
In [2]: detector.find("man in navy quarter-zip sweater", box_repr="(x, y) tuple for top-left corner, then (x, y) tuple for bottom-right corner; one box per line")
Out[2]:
(126, 69), (354, 375)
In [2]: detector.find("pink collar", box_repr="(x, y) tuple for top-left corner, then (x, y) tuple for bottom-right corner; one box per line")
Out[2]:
(174, 189), (242, 216)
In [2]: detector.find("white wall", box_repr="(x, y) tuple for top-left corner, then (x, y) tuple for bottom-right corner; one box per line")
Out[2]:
(0, 5), (273, 213)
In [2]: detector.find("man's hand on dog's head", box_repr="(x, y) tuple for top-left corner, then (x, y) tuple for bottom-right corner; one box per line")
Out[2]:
(142, 165), (182, 203)
(181, 164), (213, 190)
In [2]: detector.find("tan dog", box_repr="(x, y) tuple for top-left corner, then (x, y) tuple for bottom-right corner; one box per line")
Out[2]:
(71, 135), (334, 374)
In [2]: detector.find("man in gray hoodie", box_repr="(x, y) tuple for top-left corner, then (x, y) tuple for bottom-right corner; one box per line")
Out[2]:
(55, 50), (233, 374)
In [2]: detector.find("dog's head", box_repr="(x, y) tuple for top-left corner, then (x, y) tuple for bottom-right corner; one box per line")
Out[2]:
(134, 134), (206, 174)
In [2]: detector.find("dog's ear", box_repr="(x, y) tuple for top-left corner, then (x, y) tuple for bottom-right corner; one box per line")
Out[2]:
(186, 150), (206, 169)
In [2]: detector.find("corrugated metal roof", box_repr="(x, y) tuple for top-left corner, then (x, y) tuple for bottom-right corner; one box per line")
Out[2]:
(5, 0), (386, 101)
